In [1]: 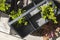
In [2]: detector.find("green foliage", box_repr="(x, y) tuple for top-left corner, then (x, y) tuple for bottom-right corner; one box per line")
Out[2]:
(0, 0), (10, 12)
(10, 9), (28, 26)
(38, 2), (58, 24)
(5, 3), (11, 10)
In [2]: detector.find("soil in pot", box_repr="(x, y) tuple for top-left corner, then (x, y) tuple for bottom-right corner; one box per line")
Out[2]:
(10, 19), (35, 38)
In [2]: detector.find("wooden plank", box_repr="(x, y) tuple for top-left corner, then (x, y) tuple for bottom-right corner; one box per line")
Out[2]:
(0, 32), (22, 40)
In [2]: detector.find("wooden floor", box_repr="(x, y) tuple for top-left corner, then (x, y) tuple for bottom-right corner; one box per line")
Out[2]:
(0, 32), (23, 40)
(0, 32), (60, 40)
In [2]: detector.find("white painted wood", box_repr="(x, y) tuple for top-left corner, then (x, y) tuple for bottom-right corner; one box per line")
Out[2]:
(24, 35), (43, 40)
(0, 12), (10, 34)
(36, 18), (47, 26)
(30, 8), (40, 16)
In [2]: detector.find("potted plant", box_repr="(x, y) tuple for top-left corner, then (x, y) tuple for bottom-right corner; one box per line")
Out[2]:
(9, 9), (36, 38)
(0, 0), (10, 12)
(38, 2), (58, 24)
(28, 2), (58, 29)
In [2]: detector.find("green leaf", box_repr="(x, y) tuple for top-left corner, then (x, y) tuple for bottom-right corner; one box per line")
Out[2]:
(10, 9), (28, 26)
(24, 22), (28, 25)
(38, 2), (58, 24)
